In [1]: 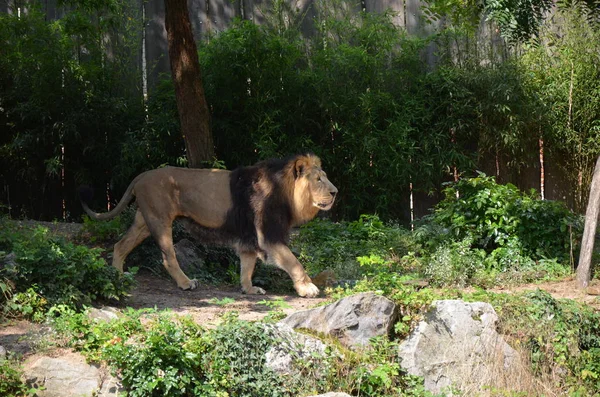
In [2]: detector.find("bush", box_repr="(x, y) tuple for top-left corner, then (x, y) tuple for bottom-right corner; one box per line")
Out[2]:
(0, 357), (37, 397)
(413, 174), (581, 286)
(432, 174), (582, 262)
(101, 313), (207, 396)
(293, 215), (418, 280)
(0, 223), (134, 315)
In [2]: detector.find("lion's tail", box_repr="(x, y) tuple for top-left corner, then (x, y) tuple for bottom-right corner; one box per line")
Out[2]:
(79, 174), (141, 221)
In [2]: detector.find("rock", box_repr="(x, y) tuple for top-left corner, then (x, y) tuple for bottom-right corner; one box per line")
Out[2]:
(0, 345), (7, 360)
(264, 323), (330, 377)
(311, 269), (336, 289)
(1, 251), (17, 271)
(280, 292), (397, 348)
(306, 393), (352, 397)
(174, 239), (204, 274)
(23, 351), (122, 397)
(398, 300), (520, 395)
(88, 306), (120, 322)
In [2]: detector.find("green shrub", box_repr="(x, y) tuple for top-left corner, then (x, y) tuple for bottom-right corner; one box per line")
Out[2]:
(81, 214), (127, 243)
(0, 357), (37, 397)
(1, 225), (134, 313)
(413, 174), (581, 287)
(202, 315), (295, 396)
(432, 173), (582, 262)
(100, 313), (207, 396)
(293, 215), (417, 280)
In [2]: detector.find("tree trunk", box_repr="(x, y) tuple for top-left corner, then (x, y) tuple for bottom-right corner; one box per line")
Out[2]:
(164, 0), (214, 168)
(577, 155), (600, 288)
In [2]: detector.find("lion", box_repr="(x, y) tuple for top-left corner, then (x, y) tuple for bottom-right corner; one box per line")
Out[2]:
(80, 153), (337, 297)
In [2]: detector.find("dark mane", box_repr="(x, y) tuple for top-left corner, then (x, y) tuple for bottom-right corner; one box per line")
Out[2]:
(185, 154), (318, 251)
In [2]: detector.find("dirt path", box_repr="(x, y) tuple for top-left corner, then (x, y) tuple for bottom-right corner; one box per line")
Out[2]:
(127, 273), (328, 324)
(488, 277), (600, 309)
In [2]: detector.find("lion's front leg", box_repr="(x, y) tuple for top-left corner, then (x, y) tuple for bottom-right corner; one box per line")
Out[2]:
(264, 244), (319, 298)
(239, 251), (266, 295)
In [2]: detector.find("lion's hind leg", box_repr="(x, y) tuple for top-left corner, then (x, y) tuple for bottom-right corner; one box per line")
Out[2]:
(144, 216), (198, 291)
(113, 210), (150, 273)
(239, 251), (265, 295)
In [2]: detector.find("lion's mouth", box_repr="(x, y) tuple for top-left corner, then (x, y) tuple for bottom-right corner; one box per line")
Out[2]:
(314, 200), (334, 210)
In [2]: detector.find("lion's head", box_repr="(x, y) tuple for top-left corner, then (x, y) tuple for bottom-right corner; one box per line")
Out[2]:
(287, 154), (337, 223)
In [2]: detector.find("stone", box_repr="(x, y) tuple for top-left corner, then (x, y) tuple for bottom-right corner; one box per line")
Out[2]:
(398, 300), (520, 395)
(88, 306), (120, 322)
(1, 251), (17, 271)
(263, 323), (330, 377)
(280, 292), (397, 348)
(23, 351), (122, 397)
(174, 238), (204, 274)
(306, 393), (352, 397)
(0, 345), (7, 360)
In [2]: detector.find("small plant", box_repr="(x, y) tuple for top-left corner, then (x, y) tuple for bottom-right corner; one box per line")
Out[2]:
(100, 313), (207, 396)
(81, 214), (127, 243)
(258, 297), (292, 322)
(0, 356), (39, 397)
(208, 297), (235, 306)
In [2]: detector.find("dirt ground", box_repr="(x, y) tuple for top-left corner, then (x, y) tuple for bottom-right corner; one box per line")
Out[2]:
(127, 273), (329, 323)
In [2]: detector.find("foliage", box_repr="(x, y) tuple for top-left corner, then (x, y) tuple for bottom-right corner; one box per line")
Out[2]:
(430, 174), (582, 262)
(466, 289), (600, 395)
(102, 313), (207, 396)
(0, 222), (134, 316)
(292, 215), (418, 280)
(520, 8), (600, 210)
(81, 214), (127, 243)
(0, 356), (38, 397)
(202, 315), (296, 396)
(0, 0), (144, 220)
(483, 0), (552, 44)
(4, 2), (600, 223)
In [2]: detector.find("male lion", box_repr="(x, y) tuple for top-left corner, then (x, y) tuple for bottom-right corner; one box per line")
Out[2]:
(80, 154), (337, 297)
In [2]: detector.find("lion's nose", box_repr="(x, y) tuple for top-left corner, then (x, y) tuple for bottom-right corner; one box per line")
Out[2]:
(330, 187), (338, 198)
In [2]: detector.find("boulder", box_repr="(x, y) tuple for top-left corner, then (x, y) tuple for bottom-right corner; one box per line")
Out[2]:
(264, 323), (330, 377)
(280, 292), (397, 348)
(88, 306), (120, 322)
(23, 351), (121, 397)
(398, 300), (520, 395)
(174, 239), (204, 274)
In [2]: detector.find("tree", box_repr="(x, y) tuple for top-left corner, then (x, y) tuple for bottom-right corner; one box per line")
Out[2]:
(577, 155), (600, 288)
(164, 0), (214, 168)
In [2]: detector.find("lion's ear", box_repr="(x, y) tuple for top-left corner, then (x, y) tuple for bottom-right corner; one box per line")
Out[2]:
(294, 157), (308, 179)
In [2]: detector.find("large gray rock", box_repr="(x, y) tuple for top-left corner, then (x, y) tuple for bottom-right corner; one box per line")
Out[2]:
(280, 292), (397, 348)
(174, 239), (204, 274)
(23, 351), (121, 397)
(264, 323), (330, 377)
(399, 300), (520, 395)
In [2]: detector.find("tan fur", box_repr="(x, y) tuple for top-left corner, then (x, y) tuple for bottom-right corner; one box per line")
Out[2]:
(81, 155), (337, 297)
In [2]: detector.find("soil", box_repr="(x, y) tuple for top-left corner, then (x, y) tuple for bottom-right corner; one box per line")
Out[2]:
(2, 220), (599, 359)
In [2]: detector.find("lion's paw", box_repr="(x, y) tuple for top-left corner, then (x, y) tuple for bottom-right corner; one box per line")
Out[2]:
(181, 279), (198, 291)
(243, 286), (266, 295)
(296, 282), (320, 298)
